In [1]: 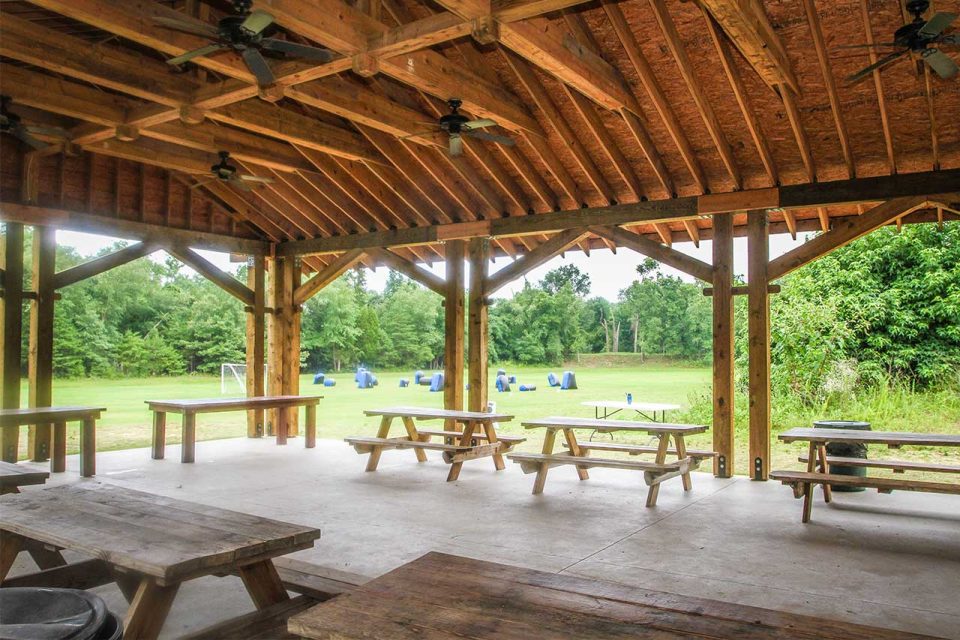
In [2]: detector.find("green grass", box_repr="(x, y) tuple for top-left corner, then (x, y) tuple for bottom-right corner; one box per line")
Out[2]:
(15, 364), (960, 478)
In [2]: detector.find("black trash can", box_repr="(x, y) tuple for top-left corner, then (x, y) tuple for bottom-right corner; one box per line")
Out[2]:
(0, 587), (123, 640)
(813, 420), (871, 492)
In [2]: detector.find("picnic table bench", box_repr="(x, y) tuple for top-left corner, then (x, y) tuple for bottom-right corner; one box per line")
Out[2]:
(508, 416), (712, 507)
(288, 551), (934, 640)
(0, 406), (104, 476)
(771, 428), (960, 522)
(582, 399), (681, 422)
(0, 483), (321, 640)
(0, 460), (49, 494)
(147, 395), (321, 463)
(345, 406), (522, 481)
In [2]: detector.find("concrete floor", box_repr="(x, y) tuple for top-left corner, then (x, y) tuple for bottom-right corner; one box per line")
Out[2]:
(7, 437), (960, 639)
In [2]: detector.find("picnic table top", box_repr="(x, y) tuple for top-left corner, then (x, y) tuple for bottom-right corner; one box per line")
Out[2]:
(779, 428), (960, 447)
(522, 416), (707, 435)
(145, 395), (322, 412)
(288, 551), (932, 640)
(0, 483), (321, 585)
(0, 406), (105, 426)
(0, 461), (49, 487)
(582, 400), (681, 411)
(363, 406), (515, 422)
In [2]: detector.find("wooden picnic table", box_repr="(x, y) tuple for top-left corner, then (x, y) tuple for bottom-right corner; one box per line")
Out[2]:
(288, 551), (934, 640)
(772, 427), (960, 522)
(0, 483), (321, 640)
(0, 406), (104, 477)
(0, 460), (49, 494)
(582, 400), (681, 422)
(345, 406), (523, 482)
(147, 395), (321, 463)
(509, 416), (712, 507)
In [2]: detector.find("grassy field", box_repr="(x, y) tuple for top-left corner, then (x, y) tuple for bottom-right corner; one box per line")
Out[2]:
(15, 363), (960, 476)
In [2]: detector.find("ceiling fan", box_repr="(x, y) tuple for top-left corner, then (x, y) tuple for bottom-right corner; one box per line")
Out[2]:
(153, 0), (334, 86)
(406, 99), (515, 157)
(0, 96), (68, 150)
(843, 0), (958, 83)
(191, 151), (274, 191)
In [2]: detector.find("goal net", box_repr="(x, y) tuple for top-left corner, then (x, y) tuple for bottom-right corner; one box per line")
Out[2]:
(220, 363), (267, 395)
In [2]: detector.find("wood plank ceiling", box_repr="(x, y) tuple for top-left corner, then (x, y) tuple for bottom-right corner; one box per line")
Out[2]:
(0, 0), (957, 268)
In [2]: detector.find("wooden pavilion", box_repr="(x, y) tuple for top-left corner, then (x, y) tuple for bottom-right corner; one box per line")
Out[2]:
(0, 0), (958, 481)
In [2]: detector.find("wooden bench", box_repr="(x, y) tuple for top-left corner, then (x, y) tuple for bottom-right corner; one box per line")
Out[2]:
(0, 460), (49, 494)
(0, 406), (104, 476)
(771, 471), (960, 498)
(147, 395), (321, 463)
(798, 455), (960, 474)
(510, 416), (711, 506)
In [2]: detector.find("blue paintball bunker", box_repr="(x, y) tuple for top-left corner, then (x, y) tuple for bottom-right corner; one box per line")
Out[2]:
(323, 378), (337, 387)
(547, 372), (560, 387)
(429, 372), (444, 392)
(312, 372), (325, 385)
(496, 374), (511, 392)
(561, 371), (577, 390)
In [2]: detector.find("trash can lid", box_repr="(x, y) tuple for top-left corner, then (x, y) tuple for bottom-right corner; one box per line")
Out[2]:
(0, 588), (108, 640)
(813, 420), (871, 429)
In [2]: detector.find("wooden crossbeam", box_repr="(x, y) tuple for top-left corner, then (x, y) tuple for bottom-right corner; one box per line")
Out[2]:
(53, 242), (159, 289)
(165, 245), (255, 306)
(486, 229), (588, 295)
(590, 226), (713, 283)
(294, 249), (366, 305)
(767, 195), (931, 280)
(370, 248), (446, 296)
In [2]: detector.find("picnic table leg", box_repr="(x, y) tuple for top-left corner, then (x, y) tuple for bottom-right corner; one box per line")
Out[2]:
(51, 421), (66, 473)
(0, 532), (24, 581)
(304, 404), (316, 448)
(645, 433), (671, 507)
(562, 428), (589, 481)
(447, 420), (478, 482)
(532, 428), (558, 494)
(151, 412), (166, 460)
(80, 417), (96, 477)
(482, 420), (506, 471)
(27, 546), (67, 570)
(123, 578), (180, 640)
(401, 417), (428, 463)
(817, 443), (832, 503)
(801, 441), (818, 523)
(239, 559), (290, 609)
(366, 416), (393, 472)
(674, 434), (692, 492)
(181, 412), (196, 464)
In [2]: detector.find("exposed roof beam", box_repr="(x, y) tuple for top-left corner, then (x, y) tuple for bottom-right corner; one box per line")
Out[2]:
(53, 242), (160, 289)
(294, 249), (367, 304)
(857, 0), (895, 175)
(370, 248), (447, 295)
(166, 244), (255, 305)
(778, 86), (815, 183)
(486, 228), (588, 294)
(591, 226), (713, 283)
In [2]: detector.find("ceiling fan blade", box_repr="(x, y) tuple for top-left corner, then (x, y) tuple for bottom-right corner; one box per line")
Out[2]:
(919, 12), (958, 38)
(463, 130), (515, 146)
(845, 48), (909, 83)
(462, 118), (497, 130)
(922, 48), (959, 79)
(449, 134), (463, 157)
(242, 47), (276, 85)
(240, 9), (275, 36)
(239, 174), (274, 184)
(168, 43), (225, 66)
(26, 125), (69, 139)
(229, 177), (255, 191)
(939, 35), (960, 45)
(259, 38), (334, 62)
(399, 130), (439, 140)
(12, 126), (48, 150)
(832, 43), (900, 50)
(190, 177), (216, 190)
(152, 16), (219, 39)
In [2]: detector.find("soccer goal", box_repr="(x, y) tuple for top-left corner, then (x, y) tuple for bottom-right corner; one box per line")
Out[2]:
(220, 363), (267, 395)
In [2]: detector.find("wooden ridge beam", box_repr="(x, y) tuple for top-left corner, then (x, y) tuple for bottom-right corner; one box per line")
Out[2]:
(371, 248), (446, 296)
(591, 226), (713, 283)
(165, 244), (255, 306)
(0, 203), (268, 256)
(53, 242), (159, 289)
(486, 228), (588, 294)
(294, 249), (367, 305)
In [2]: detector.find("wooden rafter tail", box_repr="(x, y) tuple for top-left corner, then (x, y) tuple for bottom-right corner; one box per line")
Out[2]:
(590, 225), (713, 284)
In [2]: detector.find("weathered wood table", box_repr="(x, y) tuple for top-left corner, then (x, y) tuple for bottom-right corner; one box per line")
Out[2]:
(772, 427), (960, 522)
(582, 399), (681, 422)
(289, 551), (934, 639)
(0, 460), (49, 494)
(0, 406), (105, 476)
(345, 406), (522, 481)
(147, 395), (321, 463)
(508, 416), (712, 506)
(0, 483), (321, 640)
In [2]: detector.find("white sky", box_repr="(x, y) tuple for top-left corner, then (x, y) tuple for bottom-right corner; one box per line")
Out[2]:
(57, 229), (806, 302)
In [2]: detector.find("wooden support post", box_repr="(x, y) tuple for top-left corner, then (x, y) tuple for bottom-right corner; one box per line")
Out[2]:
(444, 241), (466, 424)
(28, 226), (56, 461)
(267, 259), (284, 437)
(246, 256), (266, 437)
(747, 210), (771, 480)
(711, 214), (734, 478)
(467, 238), (490, 413)
(267, 256), (300, 440)
(284, 257), (301, 438)
(1, 223), (24, 462)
